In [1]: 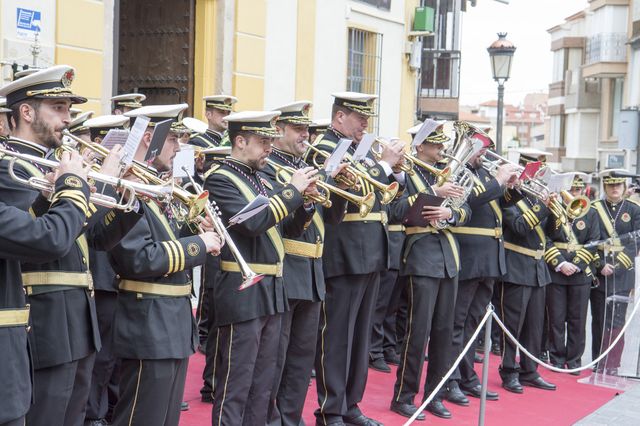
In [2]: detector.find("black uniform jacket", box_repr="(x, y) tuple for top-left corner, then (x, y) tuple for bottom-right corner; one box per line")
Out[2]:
(450, 165), (521, 281)
(502, 197), (555, 287)
(545, 207), (600, 285)
(189, 129), (222, 148)
(391, 163), (471, 279)
(262, 148), (346, 301)
(304, 130), (390, 277)
(0, 174), (89, 424)
(108, 198), (208, 360)
(0, 138), (141, 369)
(386, 205), (406, 271)
(591, 198), (640, 294)
(205, 158), (307, 326)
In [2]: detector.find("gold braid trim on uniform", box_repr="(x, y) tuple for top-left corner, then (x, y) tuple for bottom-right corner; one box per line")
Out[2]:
(0, 306), (30, 327)
(161, 241), (176, 274)
(395, 276), (414, 401)
(217, 324), (234, 426)
(128, 360), (143, 426)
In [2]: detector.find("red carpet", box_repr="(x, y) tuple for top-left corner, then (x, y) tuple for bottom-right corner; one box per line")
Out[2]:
(179, 352), (619, 425)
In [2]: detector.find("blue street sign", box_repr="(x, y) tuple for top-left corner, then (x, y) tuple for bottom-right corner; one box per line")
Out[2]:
(16, 8), (41, 33)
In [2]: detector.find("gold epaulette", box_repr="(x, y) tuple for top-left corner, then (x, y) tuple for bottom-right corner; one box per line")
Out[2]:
(203, 164), (221, 180)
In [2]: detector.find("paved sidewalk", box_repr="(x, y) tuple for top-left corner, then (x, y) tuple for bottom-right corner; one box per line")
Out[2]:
(575, 381), (640, 425)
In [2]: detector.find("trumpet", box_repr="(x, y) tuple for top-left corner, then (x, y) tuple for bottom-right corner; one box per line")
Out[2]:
(370, 137), (451, 186)
(181, 167), (264, 290)
(266, 158), (375, 218)
(62, 129), (208, 221)
(303, 141), (399, 205)
(482, 150), (551, 201)
(0, 147), (173, 211)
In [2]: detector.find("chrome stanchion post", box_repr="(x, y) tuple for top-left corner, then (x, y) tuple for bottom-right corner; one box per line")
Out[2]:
(478, 305), (494, 426)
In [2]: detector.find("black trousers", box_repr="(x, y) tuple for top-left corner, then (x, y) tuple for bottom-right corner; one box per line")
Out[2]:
(86, 290), (120, 422)
(212, 314), (282, 426)
(196, 284), (210, 347)
(201, 288), (218, 400)
(450, 277), (495, 389)
(590, 289), (629, 369)
(315, 272), (380, 425)
(0, 417), (24, 426)
(26, 352), (96, 426)
(546, 283), (590, 367)
(370, 268), (401, 361)
(268, 299), (321, 426)
(490, 281), (503, 348)
(393, 275), (457, 405)
(111, 358), (188, 426)
(498, 283), (545, 382)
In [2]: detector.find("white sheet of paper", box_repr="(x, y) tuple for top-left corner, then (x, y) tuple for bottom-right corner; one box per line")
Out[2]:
(229, 195), (270, 226)
(101, 129), (130, 150)
(352, 133), (375, 162)
(324, 138), (352, 172)
(122, 116), (150, 166)
(547, 172), (574, 193)
(412, 119), (442, 147)
(173, 147), (195, 178)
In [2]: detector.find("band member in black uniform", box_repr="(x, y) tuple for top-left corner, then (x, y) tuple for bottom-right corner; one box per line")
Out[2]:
(590, 171), (640, 374)
(308, 92), (404, 426)
(308, 118), (330, 145)
(545, 176), (600, 374)
(110, 93), (146, 115)
(189, 95), (236, 364)
(445, 135), (519, 405)
(108, 104), (223, 426)
(263, 101), (348, 426)
(389, 124), (471, 421)
(0, 65), (143, 426)
(83, 114), (132, 426)
(67, 110), (94, 142)
(0, 151), (91, 426)
(206, 110), (318, 425)
(499, 186), (557, 394)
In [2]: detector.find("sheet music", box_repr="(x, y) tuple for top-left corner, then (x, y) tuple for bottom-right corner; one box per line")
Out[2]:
(352, 133), (375, 162)
(173, 146), (195, 178)
(122, 116), (150, 166)
(229, 195), (270, 225)
(101, 129), (130, 150)
(324, 138), (352, 172)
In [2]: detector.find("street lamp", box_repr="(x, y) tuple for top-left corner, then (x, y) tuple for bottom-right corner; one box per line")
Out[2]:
(487, 33), (516, 154)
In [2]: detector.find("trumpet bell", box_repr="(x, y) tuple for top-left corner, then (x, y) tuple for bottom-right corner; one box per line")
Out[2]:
(188, 191), (211, 220)
(381, 181), (399, 204)
(359, 192), (376, 217)
(565, 194), (590, 220)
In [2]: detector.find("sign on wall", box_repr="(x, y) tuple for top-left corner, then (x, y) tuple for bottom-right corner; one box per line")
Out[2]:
(16, 7), (41, 39)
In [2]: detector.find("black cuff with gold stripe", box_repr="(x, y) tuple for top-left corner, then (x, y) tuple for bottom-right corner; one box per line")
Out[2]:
(544, 246), (563, 266)
(51, 173), (90, 217)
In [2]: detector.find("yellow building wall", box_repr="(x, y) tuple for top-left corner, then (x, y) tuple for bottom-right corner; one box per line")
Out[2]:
(55, 0), (106, 114)
(398, 0), (421, 138)
(233, 0), (266, 110)
(194, 0), (218, 120)
(295, 0), (316, 101)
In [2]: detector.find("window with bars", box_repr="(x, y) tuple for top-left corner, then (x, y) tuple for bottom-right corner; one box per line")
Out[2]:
(347, 28), (383, 132)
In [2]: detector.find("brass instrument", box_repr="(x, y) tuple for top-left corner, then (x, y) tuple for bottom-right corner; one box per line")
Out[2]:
(266, 158), (375, 218)
(370, 137), (451, 186)
(182, 167), (263, 290)
(0, 147), (173, 211)
(303, 141), (399, 205)
(61, 129), (208, 222)
(482, 150), (550, 201)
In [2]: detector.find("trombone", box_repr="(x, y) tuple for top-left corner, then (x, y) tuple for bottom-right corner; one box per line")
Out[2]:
(0, 146), (173, 211)
(62, 129), (208, 222)
(303, 141), (399, 205)
(370, 137), (451, 186)
(181, 167), (263, 290)
(265, 158), (375, 218)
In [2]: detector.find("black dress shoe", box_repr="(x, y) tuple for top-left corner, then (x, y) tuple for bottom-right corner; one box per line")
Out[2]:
(445, 382), (469, 406)
(520, 376), (556, 391)
(461, 384), (499, 401)
(566, 364), (581, 376)
(180, 401), (189, 411)
(385, 352), (401, 366)
(369, 357), (391, 373)
(343, 413), (384, 426)
(474, 353), (484, 363)
(425, 400), (451, 419)
(390, 401), (425, 420)
(502, 377), (523, 394)
(491, 343), (501, 356)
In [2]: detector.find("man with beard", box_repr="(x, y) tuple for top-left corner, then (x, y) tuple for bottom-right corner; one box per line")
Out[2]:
(307, 92), (404, 426)
(0, 150), (93, 426)
(108, 104), (223, 425)
(263, 101), (348, 426)
(590, 170), (640, 374)
(0, 65), (143, 426)
(206, 110), (318, 425)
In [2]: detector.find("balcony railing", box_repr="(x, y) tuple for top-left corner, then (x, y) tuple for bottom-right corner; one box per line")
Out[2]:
(420, 49), (461, 99)
(585, 33), (627, 64)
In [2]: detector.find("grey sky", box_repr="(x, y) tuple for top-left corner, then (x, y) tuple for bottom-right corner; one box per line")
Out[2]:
(459, 0), (589, 106)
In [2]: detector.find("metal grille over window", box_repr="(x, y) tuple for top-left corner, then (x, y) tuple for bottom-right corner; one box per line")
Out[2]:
(347, 28), (383, 133)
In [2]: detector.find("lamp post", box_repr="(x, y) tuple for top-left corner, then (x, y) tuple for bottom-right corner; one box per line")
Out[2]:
(487, 33), (516, 154)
